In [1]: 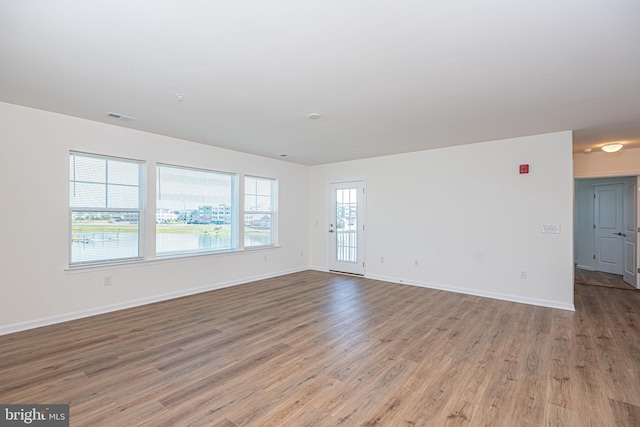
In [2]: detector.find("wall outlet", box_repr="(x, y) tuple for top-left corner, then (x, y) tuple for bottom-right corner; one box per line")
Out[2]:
(520, 271), (527, 279)
(104, 276), (112, 286)
(414, 259), (419, 267)
(380, 256), (385, 263)
(264, 254), (268, 262)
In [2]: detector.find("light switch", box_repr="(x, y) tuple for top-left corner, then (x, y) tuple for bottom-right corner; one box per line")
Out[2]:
(541, 224), (561, 234)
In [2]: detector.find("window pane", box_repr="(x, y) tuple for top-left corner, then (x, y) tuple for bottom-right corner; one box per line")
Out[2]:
(69, 153), (141, 209)
(256, 195), (271, 211)
(256, 179), (271, 195)
(157, 165), (235, 255)
(71, 211), (139, 264)
(335, 187), (358, 262)
(107, 184), (139, 209)
(245, 195), (257, 211)
(245, 177), (257, 193)
(70, 182), (106, 208)
(244, 213), (272, 246)
(72, 155), (106, 183)
(108, 161), (139, 185)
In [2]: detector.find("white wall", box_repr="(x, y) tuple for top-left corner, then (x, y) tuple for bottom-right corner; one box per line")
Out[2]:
(310, 132), (575, 310)
(0, 102), (310, 333)
(0, 101), (576, 334)
(574, 148), (640, 178)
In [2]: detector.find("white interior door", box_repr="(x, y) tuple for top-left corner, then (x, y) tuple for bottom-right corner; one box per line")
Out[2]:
(328, 181), (365, 275)
(623, 180), (637, 286)
(594, 183), (624, 275)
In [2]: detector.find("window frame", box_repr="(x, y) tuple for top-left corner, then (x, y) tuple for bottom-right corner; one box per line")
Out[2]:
(69, 151), (145, 267)
(155, 163), (238, 257)
(244, 175), (277, 248)
(67, 152), (283, 270)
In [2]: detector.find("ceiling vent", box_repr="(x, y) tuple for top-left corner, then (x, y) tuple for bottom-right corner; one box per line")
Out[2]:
(106, 112), (136, 123)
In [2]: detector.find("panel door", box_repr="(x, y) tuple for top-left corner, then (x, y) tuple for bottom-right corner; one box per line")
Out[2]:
(594, 184), (624, 275)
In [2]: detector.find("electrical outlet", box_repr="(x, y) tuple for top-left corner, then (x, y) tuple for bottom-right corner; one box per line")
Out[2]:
(520, 271), (527, 279)
(104, 276), (112, 286)
(380, 256), (385, 263)
(264, 254), (268, 262)
(300, 250), (304, 256)
(414, 259), (419, 267)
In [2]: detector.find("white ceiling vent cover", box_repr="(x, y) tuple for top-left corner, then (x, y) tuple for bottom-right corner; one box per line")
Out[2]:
(106, 112), (136, 123)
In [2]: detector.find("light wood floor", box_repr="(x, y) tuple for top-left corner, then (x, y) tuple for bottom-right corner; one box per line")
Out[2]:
(574, 267), (638, 291)
(1, 271), (639, 426)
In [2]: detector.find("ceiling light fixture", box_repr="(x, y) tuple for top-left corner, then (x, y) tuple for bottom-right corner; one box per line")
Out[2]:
(583, 148), (592, 153)
(308, 112), (320, 120)
(602, 143), (623, 153)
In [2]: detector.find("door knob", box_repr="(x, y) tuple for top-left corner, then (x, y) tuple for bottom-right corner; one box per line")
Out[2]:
(614, 232), (626, 237)
(329, 229), (335, 233)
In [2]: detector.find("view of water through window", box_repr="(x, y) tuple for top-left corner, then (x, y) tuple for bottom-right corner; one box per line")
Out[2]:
(71, 220), (271, 263)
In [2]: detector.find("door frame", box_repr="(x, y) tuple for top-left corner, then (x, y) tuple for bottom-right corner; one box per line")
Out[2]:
(574, 175), (639, 289)
(622, 179), (637, 285)
(327, 180), (366, 275)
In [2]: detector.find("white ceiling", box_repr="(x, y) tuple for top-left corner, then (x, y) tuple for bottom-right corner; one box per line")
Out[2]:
(1, 1), (639, 165)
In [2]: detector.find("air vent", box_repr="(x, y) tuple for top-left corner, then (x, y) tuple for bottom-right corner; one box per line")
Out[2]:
(106, 112), (136, 123)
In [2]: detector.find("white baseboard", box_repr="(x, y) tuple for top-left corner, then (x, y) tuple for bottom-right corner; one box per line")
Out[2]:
(365, 273), (575, 311)
(576, 264), (595, 271)
(0, 266), (307, 336)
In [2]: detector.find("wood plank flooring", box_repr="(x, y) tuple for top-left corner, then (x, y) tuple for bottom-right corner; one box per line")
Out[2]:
(1, 270), (639, 426)
(574, 268), (638, 291)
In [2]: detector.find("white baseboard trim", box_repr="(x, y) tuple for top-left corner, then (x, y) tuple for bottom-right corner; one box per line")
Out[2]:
(309, 265), (329, 272)
(576, 264), (595, 271)
(0, 266), (308, 336)
(366, 273), (575, 311)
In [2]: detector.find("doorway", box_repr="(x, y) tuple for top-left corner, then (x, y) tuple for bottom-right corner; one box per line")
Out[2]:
(574, 176), (638, 288)
(328, 181), (365, 275)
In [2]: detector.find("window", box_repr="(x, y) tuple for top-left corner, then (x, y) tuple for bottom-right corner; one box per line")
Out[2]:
(69, 155), (276, 265)
(156, 164), (236, 255)
(69, 152), (143, 265)
(244, 176), (276, 247)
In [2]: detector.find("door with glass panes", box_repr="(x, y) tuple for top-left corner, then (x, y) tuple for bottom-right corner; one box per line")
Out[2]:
(328, 181), (365, 275)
